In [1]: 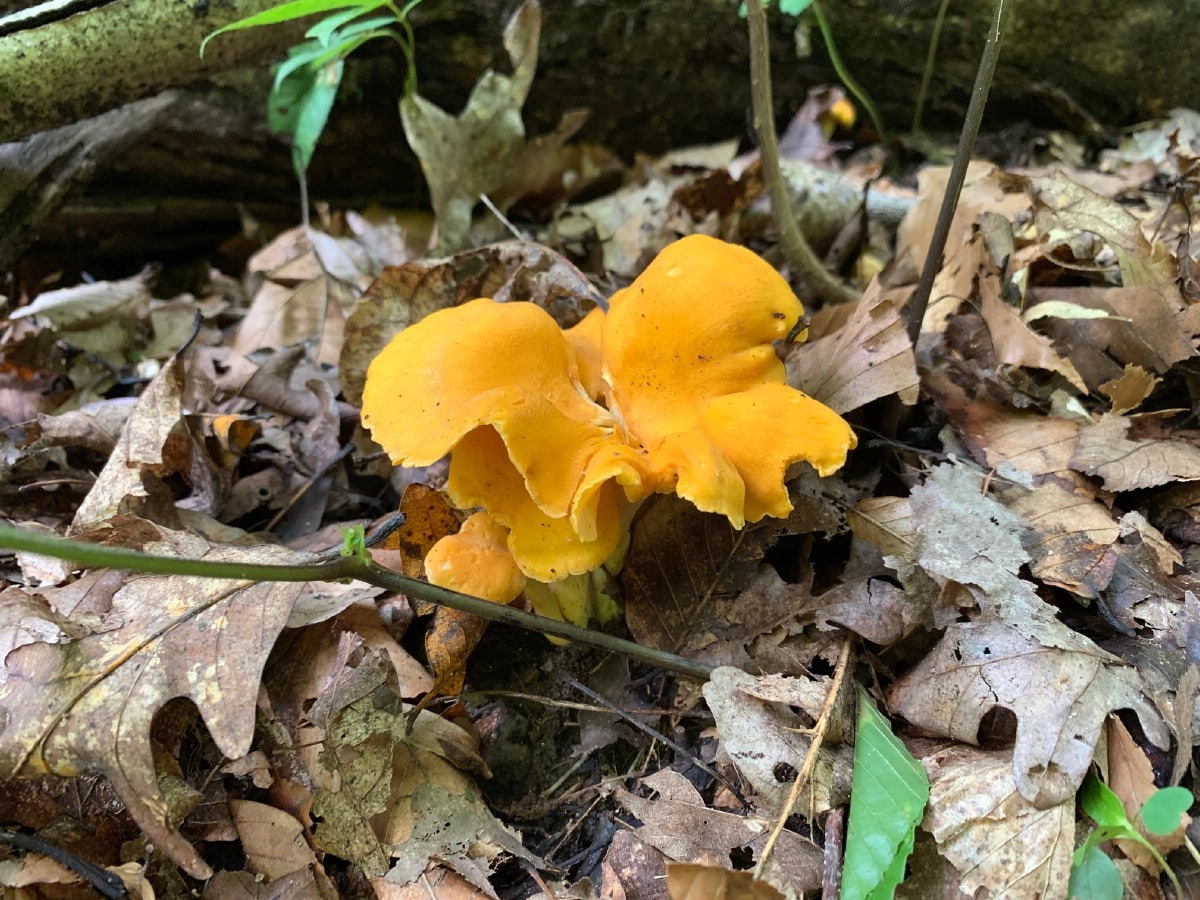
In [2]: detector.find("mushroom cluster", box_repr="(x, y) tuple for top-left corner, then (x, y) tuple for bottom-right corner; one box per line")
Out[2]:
(361, 235), (856, 622)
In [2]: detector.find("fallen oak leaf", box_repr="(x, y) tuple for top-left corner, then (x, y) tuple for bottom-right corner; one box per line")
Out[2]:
(0, 522), (336, 879)
(1070, 413), (1200, 491)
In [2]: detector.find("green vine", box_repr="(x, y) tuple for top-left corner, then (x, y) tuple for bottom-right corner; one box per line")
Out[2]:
(0, 522), (713, 681)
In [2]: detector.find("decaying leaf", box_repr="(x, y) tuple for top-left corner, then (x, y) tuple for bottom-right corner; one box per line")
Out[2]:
(236, 226), (375, 368)
(399, 0), (585, 253)
(0, 522), (330, 879)
(921, 743), (1074, 898)
(787, 279), (919, 412)
(703, 666), (850, 816)
(1007, 481), (1120, 598)
(615, 769), (822, 896)
(889, 620), (1167, 808)
(1071, 413), (1200, 491)
(70, 341), (216, 532)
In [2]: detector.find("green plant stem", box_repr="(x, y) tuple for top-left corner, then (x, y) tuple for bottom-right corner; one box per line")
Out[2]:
(0, 522), (713, 681)
(905, 0), (1012, 345)
(745, 0), (858, 306)
(912, 0), (953, 133)
(810, 0), (884, 141)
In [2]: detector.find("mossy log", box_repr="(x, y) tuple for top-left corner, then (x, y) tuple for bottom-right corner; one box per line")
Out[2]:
(1, 0), (1195, 271)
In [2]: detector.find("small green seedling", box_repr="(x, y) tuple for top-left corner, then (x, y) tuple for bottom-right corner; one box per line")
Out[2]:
(339, 523), (371, 563)
(1067, 772), (1191, 900)
(202, 0), (423, 222)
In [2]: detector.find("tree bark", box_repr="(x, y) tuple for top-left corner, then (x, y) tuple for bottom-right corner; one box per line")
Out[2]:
(0, 0), (312, 144)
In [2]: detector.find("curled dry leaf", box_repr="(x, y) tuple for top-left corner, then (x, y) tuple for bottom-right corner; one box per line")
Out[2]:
(921, 743), (1074, 898)
(787, 279), (919, 413)
(889, 620), (1167, 808)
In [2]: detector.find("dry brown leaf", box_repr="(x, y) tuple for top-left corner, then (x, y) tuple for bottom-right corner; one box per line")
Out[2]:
(7, 266), (154, 330)
(339, 240), (600, 405)
(399, 1), (585, 254)
(615, 769), (822, 896)
(921, 374), (1083, 485)
(1028, 285), (1193, 391)
(1032, 171), (1179, 290)
(921, 743), (1073, 899)
(889, 620), (1168, 807)
(622, 495), (789, 658)
(378, 483), (461, 580)
(979, 273), (1086, 392)
(600, 829), (668, 900)
(897, 162), (1030, 333)
(667, 864), (785, 900)
(231, 799), (320, 881)
(1105, 716), (1190, 868)
(236, 227), (366, 367)
(787, 279), (918, 412)
(1071, 413), (1200, 491)
(203, 867), (338, 899)
(804, 576), (914, 645)
(616, 769), (771, 861)
(425, 606), (491, 698)
(703, 666), (850, 816)
(373, 866), (492, 899)
(71, 344), (218, 532)
(1007, 481), (1120, 598)
(622, 473), (852, 665)
(0, 522), (329, 879)
(853, 464), (1061, 631)
(1100, 364), (1161, 415)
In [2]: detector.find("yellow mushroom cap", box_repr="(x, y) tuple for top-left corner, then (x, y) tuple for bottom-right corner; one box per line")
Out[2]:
(424, 511), (526, 604)
(600, 233), (857, 526)
(361, 236), (857, 584)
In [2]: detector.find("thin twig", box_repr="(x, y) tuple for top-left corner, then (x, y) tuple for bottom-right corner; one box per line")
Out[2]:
(745, 0), (858, 305)
(753, 631), (855, 879)
(0, 521), (713, 680)
(559, 673), (726, 786)
(905, 0), (1014, 344)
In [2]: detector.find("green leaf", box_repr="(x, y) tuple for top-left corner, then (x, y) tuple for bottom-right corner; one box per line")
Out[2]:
(1067, 846), (1123, 900)
(306, 7), (395, 44)
(268, 57), (344, 176)
(841, 686), (930, 900)
(1080, 773), (1131, 829)
(1140, 786), (1192, 836)
(201, 0), (390, 55)
(340, 524), (369, 561)
(738, 0), (813, 18)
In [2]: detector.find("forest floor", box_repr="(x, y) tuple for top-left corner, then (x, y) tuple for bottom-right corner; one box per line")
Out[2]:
(0, 40), (1198, 900)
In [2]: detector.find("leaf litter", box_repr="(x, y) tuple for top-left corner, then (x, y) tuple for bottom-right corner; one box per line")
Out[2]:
(1, 10), (1200, 897)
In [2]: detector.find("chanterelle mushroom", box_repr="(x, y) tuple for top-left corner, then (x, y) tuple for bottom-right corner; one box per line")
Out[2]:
(361, 234), (856, 617)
